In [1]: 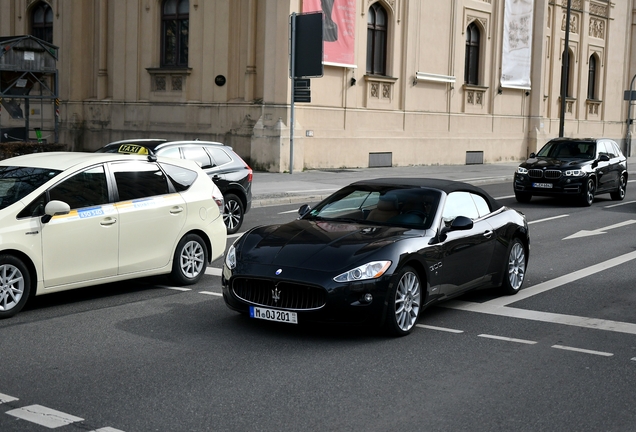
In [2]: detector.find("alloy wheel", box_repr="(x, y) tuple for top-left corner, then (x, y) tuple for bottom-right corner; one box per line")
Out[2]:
(180, 240), (205, 279)
(394, 271), (421, 332)
(507, 242), (526, 291)
(223, 199), (242, 232)
(0, 264), (25, 313)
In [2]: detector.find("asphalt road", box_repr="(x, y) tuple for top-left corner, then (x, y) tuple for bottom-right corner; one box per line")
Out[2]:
(1, 181), (636, 431)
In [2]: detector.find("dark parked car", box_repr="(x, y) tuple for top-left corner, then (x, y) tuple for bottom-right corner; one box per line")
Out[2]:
(514, 137), (627, 206)
(222, 178), (529, 336)
(97, 139), (252, 233)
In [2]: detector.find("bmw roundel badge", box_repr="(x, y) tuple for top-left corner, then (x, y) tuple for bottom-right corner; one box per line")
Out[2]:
(275, 269), (283, 275)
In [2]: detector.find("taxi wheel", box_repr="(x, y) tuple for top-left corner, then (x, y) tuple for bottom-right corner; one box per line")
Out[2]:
(0, 255), (31, 319)
(223, 194), (244, 234)
(170, 234), (208, 285)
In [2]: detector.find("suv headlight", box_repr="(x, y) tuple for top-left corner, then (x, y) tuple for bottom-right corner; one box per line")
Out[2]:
(517, 167), (528, 174)
(334, 261), (391, 283)
(564, 169), (584, 177)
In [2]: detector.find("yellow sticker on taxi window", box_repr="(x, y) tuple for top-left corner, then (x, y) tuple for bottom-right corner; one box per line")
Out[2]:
(118, 144), (149, 155)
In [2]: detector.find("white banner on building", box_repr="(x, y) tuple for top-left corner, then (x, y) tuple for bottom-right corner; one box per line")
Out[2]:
(501, 0), (534, 89)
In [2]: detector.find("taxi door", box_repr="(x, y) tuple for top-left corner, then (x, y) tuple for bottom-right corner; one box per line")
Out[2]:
(41, 165), (119, 287)
(109, 161), (187, 274)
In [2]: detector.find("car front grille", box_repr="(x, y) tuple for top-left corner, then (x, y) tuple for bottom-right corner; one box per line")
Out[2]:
(232, 278), (328, 310)
(528, 169), (562, 179)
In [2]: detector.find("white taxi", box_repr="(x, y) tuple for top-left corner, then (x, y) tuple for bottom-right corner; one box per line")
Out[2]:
(0, 152), (227, 318)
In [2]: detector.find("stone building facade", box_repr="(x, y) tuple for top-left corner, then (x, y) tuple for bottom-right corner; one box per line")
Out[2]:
(0, 0), (633, 171)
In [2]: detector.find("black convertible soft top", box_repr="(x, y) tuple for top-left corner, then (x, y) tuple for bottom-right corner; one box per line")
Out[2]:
(352, 177), (503, 212)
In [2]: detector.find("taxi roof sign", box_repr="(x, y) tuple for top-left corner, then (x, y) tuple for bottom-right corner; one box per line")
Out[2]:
(118, 144), (149, 155)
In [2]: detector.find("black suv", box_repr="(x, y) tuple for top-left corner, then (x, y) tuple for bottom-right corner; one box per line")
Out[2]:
(97, 139), (252, 233)
(514, 137), (627, 206)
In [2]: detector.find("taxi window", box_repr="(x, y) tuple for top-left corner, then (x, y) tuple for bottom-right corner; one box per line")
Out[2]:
(182, 146), (213, 169)
(207, 147), (232, 166)
(49, 166), (109, 210)
(111, 161), (170, 201)
(159, 162), (198, 192)
(156, 147), (181, 159)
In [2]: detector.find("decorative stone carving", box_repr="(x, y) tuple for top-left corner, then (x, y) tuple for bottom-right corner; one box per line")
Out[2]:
(589, 18), (605, 39)
(561, 13), (578, 34)
(467, 16), (488, 33)
(561, 0), (581, 9)
(382, 84), (390, 99)
(370, 83), (379, 98)
(172, 76), (183, 91)
(155, 76), (166, 91)
(589, 2), (608, 17)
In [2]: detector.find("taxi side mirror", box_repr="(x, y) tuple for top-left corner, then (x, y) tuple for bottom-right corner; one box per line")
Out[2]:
(298, 204), (311, 218)
(42, 200), (71, 224)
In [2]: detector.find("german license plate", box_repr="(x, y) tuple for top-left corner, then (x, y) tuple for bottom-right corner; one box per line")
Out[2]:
(532, 182), (553, 188)
(250, 306), (298, 324)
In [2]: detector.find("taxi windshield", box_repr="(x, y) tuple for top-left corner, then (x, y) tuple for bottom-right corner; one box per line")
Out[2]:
(0, 166), (61, 210)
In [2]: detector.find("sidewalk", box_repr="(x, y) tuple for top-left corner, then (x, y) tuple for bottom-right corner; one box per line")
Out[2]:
(250, 157), (636, 208)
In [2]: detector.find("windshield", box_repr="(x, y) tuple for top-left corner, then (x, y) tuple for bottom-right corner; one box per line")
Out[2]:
(305, 185), (441, 229)
(536, 140), (595, 160)
(0, 166), (61, 210)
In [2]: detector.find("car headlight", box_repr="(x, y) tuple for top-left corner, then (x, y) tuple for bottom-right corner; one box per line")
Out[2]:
(517, 167), (528, 174)
(225, 244), (236, 269)
(333, 261), (391, 283)
(564, 169), (584, 177)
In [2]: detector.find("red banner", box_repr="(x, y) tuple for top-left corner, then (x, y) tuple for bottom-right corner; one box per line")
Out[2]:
(303, 0), (356, 67)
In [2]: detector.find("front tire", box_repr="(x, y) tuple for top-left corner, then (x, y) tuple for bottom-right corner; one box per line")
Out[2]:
(0, 255), (31, 319)
(170, 234), (208, 285)
(385, 266), (421, 336)
(501, 238), (526, 295)
(581, 178), (595, 207)
(610, 175), (627, 201)
(223, 193), (244, 234)
(515, 192), (532, 203)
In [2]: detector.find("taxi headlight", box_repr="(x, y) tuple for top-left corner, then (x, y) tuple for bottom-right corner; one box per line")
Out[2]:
(564, 169), (584, 177)
(334, 261), (391, 283)
(225, 244), (236, 269)
(517, 167), (528, 174)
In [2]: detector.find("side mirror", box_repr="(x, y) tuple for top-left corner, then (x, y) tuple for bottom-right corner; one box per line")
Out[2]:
(439, 216), (474, 242)
(599, 154), (610, 162)
(298, 204), (311, 218)
(529, 152), (536, 158)
(42, 200), (71, 224)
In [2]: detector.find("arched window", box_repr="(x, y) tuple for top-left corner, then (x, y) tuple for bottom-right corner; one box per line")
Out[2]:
(561, 48), (574, 98)
(464, 23), (480, 85)
(587, 54), (597, 100)
(366, 3), (387, 76)
(31, 1), (53, 44)
(161, 0), (189, 67)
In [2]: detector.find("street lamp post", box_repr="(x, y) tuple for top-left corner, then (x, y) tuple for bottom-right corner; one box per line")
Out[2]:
(559, 0), (572, 137)
(626, 73), (636, 157)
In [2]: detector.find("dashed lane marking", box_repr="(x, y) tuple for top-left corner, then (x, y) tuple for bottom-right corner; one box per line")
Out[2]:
(206, 267), (222, 276)
(7, 404), (84, 428)
(164, 287), (191, 291)
(90, 427), (125, 432)
(0, 393), (18, 404)
(528, 214), (569, 225)
(200, 291), (222, 296)
(416, 324), (464, 333)
(478, 334), (537, 344)
(604, 200), (636, 208)
(552, 345), (613, 357)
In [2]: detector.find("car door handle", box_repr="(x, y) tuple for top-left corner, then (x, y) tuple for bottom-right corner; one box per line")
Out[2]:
(483, 230), (493, 239)
(100, 217), (117, 226)
(170, 206), (184, 215)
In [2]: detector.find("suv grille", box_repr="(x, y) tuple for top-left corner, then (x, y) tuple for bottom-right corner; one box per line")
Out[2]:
(544, 170), (562, 179)
(232, 278), (327, 310)
(528, 169), (543, 178)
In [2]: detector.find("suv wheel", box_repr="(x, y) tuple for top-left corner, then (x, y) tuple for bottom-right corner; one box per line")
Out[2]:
(223, 193), (244, 234)
(581, 178), (595, 207)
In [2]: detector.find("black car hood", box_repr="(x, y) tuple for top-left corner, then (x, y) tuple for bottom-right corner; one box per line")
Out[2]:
(520, 157), (592, 169)
(237, 219), (421, 272)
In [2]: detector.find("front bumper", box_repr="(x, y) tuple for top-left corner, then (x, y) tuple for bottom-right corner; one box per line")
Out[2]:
(514, 172), (587, 196)
(221, 262), (391, 326)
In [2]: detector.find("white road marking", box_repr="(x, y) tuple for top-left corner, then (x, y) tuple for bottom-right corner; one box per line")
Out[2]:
(632, 358), (636, 361)
(478, 334), (537, 344)
(552, 345), (613, 357)
(563, 219), (636, 240)
(206, 267), (222, 276)
(416, 324), (464, 333)
(90, 427), (126, 432)
(227, 232), (243, 239)
(528, 214), (569, 225)
(7, 404), (84, 428)
(200, 291), (222, 296)
(604, 200), (636, 208)
(278, 209), (301, 214)
(0, 392), (18, 403)
(494, 195), (515, 200)
(164, 287), (191, 291)
(285, 188), (337, 193)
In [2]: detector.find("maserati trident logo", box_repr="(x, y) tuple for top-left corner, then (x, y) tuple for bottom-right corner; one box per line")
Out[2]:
(271, 287), (281, 304)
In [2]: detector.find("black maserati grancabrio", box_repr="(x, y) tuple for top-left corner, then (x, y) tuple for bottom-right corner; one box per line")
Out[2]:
(222, 178), (530, 336)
